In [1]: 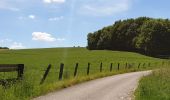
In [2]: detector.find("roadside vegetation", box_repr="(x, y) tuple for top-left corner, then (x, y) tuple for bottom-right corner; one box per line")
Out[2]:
(135, 66), (170, 100)
(0, 47), (164, 100)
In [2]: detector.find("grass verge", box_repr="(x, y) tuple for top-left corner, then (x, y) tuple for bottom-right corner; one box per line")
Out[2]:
(135, 67), (170, 100)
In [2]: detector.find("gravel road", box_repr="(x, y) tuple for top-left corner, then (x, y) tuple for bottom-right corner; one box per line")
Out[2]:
(34, 71), (151, 100)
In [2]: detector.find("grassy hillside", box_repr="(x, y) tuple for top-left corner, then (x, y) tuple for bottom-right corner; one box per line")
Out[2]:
(0, 47), (164, 100)
(135, 67), (170, 100)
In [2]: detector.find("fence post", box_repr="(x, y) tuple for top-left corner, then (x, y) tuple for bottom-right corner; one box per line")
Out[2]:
(110, 63), (113, 72)
(143, 63), (145, 67)
(17, 64), (24, 79)
(118, 63), (120, 70)
(59, 63), (64, 80)
(138, 63), (141, 69)
(125, 63), (127, 69)
(40, 64), (51, 84)
(74, 63), (78, 77)
(128, 63), (131, 69)
(87, 63), (90, 75)
(148, 63), (151, 67)
(100, 62), (103, 72)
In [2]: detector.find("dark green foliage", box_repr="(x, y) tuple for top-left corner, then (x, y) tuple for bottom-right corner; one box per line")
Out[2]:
(87, 17), (170, 56)
(135, 19), (170, 55)
(0, 47), (9, 49)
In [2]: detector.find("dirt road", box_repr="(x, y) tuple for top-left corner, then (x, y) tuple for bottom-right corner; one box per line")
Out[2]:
(35, 71), (151, 100)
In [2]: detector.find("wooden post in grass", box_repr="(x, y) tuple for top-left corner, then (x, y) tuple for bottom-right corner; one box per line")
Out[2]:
(18, 64), (24, 79)
(0, 64), (24, 80)
(87, 63), (90, 75)
(143, 63), (145, 67)
(148, 63), (151, 67)
(118, 63), (120, 70)
(100, 62), (103, 72)
(128, 63), (131, 69)
(110, 63), (113, 72)
(74, 63), (78, 77)
(40, 64), (51, 84)
(138, 63), (141, 69)
(59, 63), (64, 80)
(125, 63), (127, 69)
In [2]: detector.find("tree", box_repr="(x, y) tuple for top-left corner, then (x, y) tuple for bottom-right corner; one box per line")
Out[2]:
(87, 17), (170, 56)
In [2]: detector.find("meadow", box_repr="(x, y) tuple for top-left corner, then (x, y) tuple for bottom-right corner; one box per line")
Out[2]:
(0, 47), (165, 100)
(135, 66), (170, 100)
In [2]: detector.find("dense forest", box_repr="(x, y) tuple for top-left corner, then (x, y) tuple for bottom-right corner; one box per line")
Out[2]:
(87, 17), (170, 56)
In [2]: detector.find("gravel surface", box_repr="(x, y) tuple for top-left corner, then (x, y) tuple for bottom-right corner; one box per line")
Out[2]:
(34, 71), (151, 100)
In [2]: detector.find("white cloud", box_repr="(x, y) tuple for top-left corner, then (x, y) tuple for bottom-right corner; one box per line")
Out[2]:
(10, 42), (25, 49)
(48, 16), (64, 21)
(79, 0), (133, 16)
(56, 38), (65, 41)
(32, 32), (56, 42)
(0, 1), (19, 11)
(0, 39), (12, 44)
(0, 39), (25, 49)
(28, 15), (35, 19)
(18, 15), (36, 20)
(0, 39), (26, 49)
(0, 39), (12, 47)
(43, 0), (66, 4)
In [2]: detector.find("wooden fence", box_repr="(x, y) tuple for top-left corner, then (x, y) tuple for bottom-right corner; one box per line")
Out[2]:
(0, 64), (24, 79)
(39, 61), (165, 84)
(0, 62), (167, 85)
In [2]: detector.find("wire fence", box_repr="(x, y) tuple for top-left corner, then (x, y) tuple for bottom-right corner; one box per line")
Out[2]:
(0, 61), (169, 86)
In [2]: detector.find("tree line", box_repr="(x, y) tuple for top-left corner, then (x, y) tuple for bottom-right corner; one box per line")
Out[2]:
(87, 17), (170, 56)
(0, 47), (9, 49)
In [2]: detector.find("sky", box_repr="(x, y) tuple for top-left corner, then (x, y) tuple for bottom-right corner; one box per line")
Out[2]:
(0, 0), (170, 49)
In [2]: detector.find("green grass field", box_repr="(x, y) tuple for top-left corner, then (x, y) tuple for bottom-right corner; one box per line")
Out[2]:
(135, 67), (170, 100)
(0, 47), (165, 100)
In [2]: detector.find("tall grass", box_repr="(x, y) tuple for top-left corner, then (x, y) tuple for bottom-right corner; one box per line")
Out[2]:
(0, 48), (165, 100)
(135, 66), (170, 100)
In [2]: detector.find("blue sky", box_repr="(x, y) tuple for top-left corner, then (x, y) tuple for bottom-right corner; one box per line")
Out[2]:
(0, 0), (170, 49)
